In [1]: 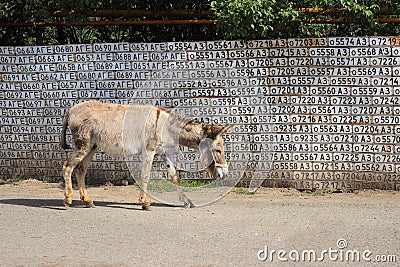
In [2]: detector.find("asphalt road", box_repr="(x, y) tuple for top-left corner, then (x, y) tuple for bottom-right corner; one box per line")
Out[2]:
(0, 180), (399, 266)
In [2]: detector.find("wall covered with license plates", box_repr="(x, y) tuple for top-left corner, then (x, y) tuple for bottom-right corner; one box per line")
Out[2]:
(1, 36), (400, 191)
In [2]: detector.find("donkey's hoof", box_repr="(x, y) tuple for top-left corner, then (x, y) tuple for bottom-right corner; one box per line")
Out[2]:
(184, 200), (195, 208)
(86, 202), (96, 208)
(142, 202), (151, 211)
(63, 198), (72, 209)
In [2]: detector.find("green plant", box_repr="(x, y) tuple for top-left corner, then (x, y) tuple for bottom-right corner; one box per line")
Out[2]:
(211, 0), (398, 39)
(147, 179), (176, 193)
(0, 0), (217, 45)
(312, 190), (327, 197)
(2, 1), (399, 45)
(233, 187), (256, 195)
(180, 180), (221, 188)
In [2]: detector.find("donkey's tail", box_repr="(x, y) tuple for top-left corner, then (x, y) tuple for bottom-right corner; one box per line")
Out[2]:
(60, 111), (72, 149)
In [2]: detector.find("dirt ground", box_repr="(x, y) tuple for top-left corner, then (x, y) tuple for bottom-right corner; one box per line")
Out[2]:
(0, 179), (399, 267)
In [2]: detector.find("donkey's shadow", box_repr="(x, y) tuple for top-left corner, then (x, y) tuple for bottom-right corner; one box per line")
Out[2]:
(0, 198), (179, 211)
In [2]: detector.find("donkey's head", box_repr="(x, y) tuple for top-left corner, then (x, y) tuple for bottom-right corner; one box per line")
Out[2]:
(199, 124), (233, 179)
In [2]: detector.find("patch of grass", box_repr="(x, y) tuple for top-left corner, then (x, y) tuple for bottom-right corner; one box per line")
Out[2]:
(146, 179), (221, 193)
(10, 174), (26, 183)
(147, 179), (176, 193)
(312, 190), (326, 197)
(233, 187), (256, 195)
(180, 180), (206, 188)
(40, 176), (53, 183)
(180, 180), (220, 188)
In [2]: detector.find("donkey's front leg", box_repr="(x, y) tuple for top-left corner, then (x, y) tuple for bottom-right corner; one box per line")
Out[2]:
(139, 151), (155, 211)
(166, 160), (194, 208)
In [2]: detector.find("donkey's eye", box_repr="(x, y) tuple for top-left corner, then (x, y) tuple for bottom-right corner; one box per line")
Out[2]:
(215, 149), (222, 154)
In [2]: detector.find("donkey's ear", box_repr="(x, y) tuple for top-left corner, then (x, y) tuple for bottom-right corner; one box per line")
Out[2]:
(217, 124), (233, 136)
(204, 124), (233, 139)
(202, 124), (217, 137)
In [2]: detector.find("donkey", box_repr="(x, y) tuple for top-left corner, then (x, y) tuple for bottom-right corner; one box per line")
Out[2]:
(60, 100), (232, 210)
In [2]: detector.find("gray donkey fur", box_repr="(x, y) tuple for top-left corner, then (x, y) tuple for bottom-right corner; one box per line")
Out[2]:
(61, 100), (232, 210)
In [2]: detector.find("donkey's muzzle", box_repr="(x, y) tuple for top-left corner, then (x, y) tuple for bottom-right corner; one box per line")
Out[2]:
(215, 163), (229, 179)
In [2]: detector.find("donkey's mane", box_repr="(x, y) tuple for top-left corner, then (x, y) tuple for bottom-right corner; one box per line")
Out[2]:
(157, 107), (204, 149)
(161, 106), (201, 128)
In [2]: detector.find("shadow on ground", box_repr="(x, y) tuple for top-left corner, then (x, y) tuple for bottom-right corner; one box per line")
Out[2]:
(0, 198), (180, 211)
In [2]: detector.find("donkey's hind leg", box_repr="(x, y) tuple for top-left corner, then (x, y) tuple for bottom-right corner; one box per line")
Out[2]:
(62, 143), (92, 208)
(75, 147), (97, 208)
(139, 150), (155, 211)
(63, 156), (75, 208)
